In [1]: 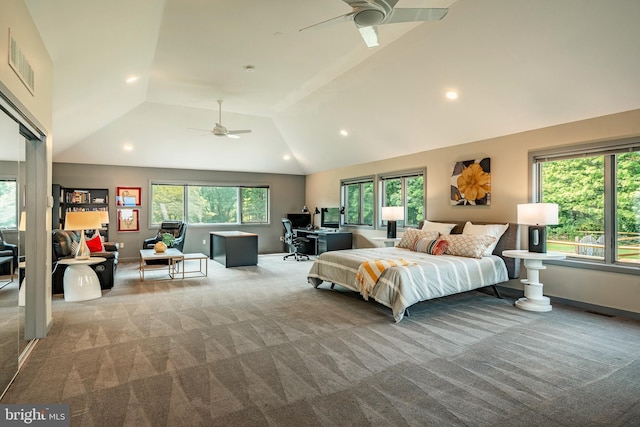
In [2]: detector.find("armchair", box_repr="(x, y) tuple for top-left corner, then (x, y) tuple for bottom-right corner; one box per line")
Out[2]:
(143, 221), (187, 264)
(0, 229), (18, 276)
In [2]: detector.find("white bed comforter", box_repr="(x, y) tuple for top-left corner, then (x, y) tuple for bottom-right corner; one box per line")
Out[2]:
(307, 247), (508, 322)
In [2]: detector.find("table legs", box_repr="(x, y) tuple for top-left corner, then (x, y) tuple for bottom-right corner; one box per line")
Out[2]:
(515, 259), (552, 312)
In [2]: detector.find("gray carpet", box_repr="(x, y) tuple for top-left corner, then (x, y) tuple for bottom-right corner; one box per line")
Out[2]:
(2, 254), (639, 426)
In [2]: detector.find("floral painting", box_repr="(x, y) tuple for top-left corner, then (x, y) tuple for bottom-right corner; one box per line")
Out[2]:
(451, 158), (491, 206)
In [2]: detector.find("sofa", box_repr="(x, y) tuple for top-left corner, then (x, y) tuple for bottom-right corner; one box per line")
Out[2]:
(52, 229), (119, 294)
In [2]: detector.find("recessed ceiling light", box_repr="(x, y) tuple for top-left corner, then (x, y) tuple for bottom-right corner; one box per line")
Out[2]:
(283, 154), (291, 160)
(123, 144), (134, 151)
(339, 129), (349, 137)
(126, 75), (139, 84)
(445, 90), (458, 100)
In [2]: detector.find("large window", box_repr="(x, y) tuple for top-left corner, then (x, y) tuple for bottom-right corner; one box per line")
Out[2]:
(341, 176), (374, 226)
(533, 139), (640, 267)
(151, 183), (269, 226)
(0, 179), (18, 229)
(379, 169), (425, 229)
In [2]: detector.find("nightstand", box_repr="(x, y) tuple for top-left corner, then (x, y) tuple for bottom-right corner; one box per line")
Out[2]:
(502, 250), (566, 312)
(372, 237), (402, 247)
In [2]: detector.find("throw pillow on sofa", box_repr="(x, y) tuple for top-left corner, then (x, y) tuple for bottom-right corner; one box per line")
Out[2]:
(86, 234), (104, 252)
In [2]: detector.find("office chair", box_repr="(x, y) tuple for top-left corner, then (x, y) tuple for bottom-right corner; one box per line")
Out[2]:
(281, 218), (310, 261)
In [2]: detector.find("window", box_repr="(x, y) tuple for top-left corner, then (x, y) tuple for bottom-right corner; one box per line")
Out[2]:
(0, 179), (18, 229)
(151, 183), (269, 226)
(379, 169), (425, 229)
(533, 139), (640, 267)
(341, 176), (374, 226)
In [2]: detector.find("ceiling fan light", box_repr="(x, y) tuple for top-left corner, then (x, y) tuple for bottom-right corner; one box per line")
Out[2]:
(354, 10), (385, 27)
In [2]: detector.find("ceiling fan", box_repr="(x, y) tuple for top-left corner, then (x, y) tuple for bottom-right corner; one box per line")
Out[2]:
(195, 100), (251, 139)
(300, 0), (448, 48)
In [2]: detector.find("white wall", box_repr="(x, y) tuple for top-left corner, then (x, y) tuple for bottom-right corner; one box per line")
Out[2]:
(305, 109), (640, 315)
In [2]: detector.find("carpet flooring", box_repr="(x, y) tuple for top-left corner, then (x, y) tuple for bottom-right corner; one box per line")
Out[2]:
(2, 254), (639, 426)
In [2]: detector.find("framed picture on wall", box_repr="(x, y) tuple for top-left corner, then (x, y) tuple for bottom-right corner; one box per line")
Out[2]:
(116, 186), (141, 206)
(117, 209), (139, 232)
(450, 158), (491, 206)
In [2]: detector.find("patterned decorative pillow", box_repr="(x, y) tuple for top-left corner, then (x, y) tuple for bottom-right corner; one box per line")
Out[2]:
(414, 238), (449, 255)
(462, 221), (509, 256)
(442, 234), (497, 259)
(70, 240), (79, 255)
(397, 228), (440, 249)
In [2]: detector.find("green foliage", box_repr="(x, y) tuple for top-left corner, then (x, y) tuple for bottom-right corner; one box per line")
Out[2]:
(161, 232), (175, 247)
(542, 152), (639, 240)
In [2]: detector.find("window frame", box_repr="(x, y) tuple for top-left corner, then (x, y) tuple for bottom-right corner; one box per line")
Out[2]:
(378, 168), (426, 230)
(150, 181), (270, 227)
(340, 175), (375, 228)
(530, 137), (640, 276)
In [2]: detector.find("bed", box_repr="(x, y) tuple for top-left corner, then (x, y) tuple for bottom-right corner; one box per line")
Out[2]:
(307, 221), (520, 322)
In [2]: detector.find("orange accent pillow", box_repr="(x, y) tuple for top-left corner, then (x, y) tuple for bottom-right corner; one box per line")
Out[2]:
(86, 234), (104, 253)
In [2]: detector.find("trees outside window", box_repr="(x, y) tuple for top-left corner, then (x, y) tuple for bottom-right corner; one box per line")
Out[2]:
(379, 170), (425, 229)
(341, 177), (374, 226)
(151, 183), (269, 226)
(534, 141), (639, 266)
(0, 179), (17, 229)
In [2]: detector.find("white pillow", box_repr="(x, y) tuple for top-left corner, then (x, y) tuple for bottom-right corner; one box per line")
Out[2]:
(421, 220), (456, 235)
(462, 221), (509, 256)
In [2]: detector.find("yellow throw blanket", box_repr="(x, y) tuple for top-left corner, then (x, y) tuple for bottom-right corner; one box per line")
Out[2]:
(355, 259), (415, 299)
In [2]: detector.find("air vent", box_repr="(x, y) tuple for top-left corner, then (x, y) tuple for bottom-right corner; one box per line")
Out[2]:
(8, 29), (35, 95)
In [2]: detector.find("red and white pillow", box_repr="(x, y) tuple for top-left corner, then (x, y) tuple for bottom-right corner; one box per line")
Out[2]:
(397, 228), (440, 250)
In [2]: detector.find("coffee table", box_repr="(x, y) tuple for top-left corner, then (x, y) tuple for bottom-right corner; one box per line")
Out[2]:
(139, 248), (184, 281)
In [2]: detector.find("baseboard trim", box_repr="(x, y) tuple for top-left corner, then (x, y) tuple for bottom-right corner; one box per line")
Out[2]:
(495, 285), (640, 321)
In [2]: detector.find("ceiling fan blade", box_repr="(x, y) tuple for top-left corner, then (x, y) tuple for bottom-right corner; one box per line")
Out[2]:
(300, 12), (355, 32)
(227, 130), (251, 135)
(358, 26), (379, 48)
(385, 8), (448, 24)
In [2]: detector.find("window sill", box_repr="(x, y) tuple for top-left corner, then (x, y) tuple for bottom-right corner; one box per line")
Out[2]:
(545, 258), (640, 276)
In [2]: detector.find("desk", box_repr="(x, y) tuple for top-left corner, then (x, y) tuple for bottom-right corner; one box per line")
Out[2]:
(58, 257), (105, 302)
(294, 229), (352, 255)
(139, 249), (184, 281)
(210, 231), (258, 267)
(502, 250), (566, 312)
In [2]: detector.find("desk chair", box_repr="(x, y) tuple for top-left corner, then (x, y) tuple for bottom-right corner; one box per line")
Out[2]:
(281, 218), (309, 261)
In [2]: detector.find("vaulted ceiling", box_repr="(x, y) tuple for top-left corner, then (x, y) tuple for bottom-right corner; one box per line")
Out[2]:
(24, 0), (640, 175)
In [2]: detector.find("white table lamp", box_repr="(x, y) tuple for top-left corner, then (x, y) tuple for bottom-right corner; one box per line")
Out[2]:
(64, 211), (102, 260)
(382, 206), (404, 239)
(517, 203), (559, 253)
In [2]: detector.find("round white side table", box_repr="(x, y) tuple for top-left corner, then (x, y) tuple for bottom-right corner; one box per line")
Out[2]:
(58, 257), (106, 302)
(502, 250), (566, 312)
(371, 237), (402, 247)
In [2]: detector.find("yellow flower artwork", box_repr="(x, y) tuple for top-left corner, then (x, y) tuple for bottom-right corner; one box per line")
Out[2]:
(451, 158), (491, 205)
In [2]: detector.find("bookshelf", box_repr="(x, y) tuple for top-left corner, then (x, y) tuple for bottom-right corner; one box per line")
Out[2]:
(53, 185), (110, 240)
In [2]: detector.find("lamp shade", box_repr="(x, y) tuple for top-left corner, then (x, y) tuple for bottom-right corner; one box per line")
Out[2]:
(18, 211), (26, 231)
(64, 211), (103, 230)
(381, 206), (404, 221)
(517, 203), (558, 225)
(99, 210), (109, 225)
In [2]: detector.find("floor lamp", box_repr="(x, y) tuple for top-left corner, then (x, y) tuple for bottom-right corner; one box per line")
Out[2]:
(64, 211), (103, 260)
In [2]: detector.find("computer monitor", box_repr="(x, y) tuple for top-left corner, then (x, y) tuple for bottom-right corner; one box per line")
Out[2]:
(287, 213), (311, 229)
(320, 207), (340, 229)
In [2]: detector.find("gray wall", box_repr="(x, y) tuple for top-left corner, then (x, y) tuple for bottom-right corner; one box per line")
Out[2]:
(53, 163), (306, 261)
